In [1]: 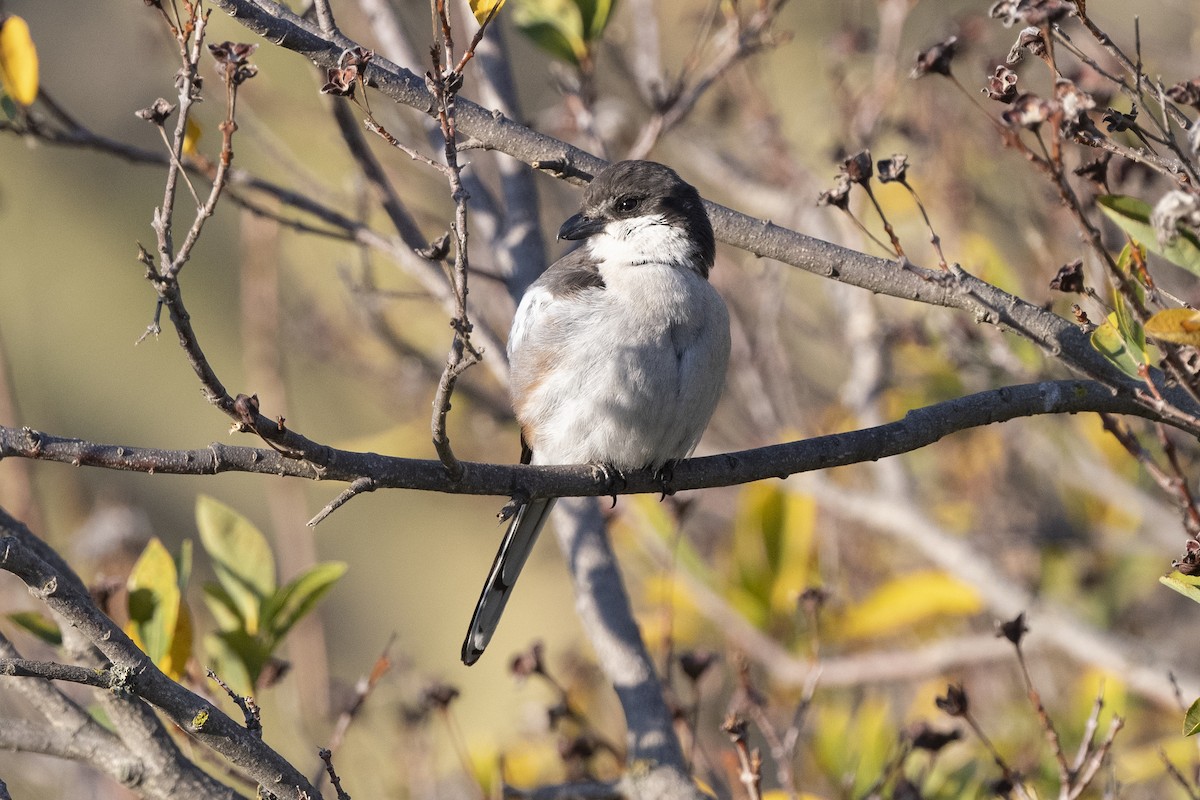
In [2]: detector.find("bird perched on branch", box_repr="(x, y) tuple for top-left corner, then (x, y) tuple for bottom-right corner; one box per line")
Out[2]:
(461, 160), (730, 665)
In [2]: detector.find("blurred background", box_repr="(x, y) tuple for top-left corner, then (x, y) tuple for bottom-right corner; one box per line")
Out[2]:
(2, 0), (1200, 797)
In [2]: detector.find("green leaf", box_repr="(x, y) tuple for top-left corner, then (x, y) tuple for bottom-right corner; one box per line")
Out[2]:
(1186, 697), (1200, 737)
(513, 0), (586, 65)
(175, 538), (193, 592)
(125, 537), (181, 669)
(576, 0), (615, 40)
(1098, 194), (1200, 276)
(1090, 315), (1144, 379)
(204, 630), (266, 696)
(7, 611), (61, 646)
(260, 561), (348, 646)
(202, 582), (247, 631)
(1110, 288), (1145, 362)
(1160, 570), (1200, 604)
(195, 495), (276, 635)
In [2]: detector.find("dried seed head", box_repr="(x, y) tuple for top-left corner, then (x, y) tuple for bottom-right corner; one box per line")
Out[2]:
(1049, 260), (1084, 293)
(1001, 93), (1054, 130)
(935, 684), (969, 717)
(911, 36), (959, 79)
(678, 649), (719, 682)
(996, 611), (1029, 645)
(510, 641), (546, 680)
(135, 98), (177, 125)
(876, 154), (910, 184)
(1166, 79), (1200, 110)
(908, 721), (963, 753)
(983, 66), (1019, 104)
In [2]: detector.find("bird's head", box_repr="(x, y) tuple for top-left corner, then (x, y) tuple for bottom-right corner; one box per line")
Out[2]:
(558, 160), (716, 277)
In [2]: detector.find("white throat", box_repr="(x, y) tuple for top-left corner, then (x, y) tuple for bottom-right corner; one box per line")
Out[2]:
(585, 214), (700, 271)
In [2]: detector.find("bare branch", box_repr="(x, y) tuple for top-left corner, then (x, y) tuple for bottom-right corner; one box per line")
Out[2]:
(0, 510), (324, 800)
(0, 379), (1181, 498)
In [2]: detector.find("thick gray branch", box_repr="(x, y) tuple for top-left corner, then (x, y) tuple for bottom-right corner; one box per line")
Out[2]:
(0, 510), (322, 800)
(0, 380), (1181, 500)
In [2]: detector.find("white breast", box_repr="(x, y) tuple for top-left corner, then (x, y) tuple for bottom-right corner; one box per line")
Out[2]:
(511, 237), (729, 470)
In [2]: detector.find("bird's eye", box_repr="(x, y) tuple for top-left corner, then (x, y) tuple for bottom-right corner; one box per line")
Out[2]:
(614, 195), (642, 213)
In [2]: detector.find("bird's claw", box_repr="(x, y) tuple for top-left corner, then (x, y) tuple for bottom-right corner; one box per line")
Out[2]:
(655, 460), (679, 500)
(590, 462), (626, 508)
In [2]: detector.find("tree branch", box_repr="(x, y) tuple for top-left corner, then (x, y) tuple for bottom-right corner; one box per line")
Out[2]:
(205, 0), (1189, 426)
(0, 509), (324, 800)
(0, 380), (1183, 499)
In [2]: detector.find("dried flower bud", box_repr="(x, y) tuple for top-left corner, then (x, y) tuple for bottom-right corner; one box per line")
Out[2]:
(983, 66), (1019, 103)
(721, 713), (748, 741)
(1166, 79), (1200, 110)
(135, 98), (176, 125)
(321, 65), (359, 97)
(1056, 80), (1096, 130)
(1007, 26), (1046, 63)
(510, 641), (546, 680)
(1001, 93), (1053, 130)
(1102, 107), (1137, 133)
(842, 150), (874, 185)
(990, 0), (1075, 27)
(817, 175), (852, 210)
(418, 232), (452, 260)
(935, 684), (969, 717)
(911, 36), (958, 79)
(996, 611), (1029, 645)
(208, 41), (259, 85)
(908, 721), (963, 753)
(678, 650), (719, 682)
(1049, 259), (1084, 293)
(876, 154), (910, 184)
(339, 46), (374, 69)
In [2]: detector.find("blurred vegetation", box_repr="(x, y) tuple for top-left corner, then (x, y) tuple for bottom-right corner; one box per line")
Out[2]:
(2, 0), (1200, 798)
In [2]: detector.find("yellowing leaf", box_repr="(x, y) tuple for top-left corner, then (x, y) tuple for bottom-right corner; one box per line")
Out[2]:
(126, 537), (192, 680)
(839, 570), (982, 640)
(1160, 570), (1200, 605)
(1090, 316), (1144, 379)
(512, 0), (587, 65)
(182, 118), (201, 156)
(469, 0), (506, 24)
(0, 15), (38, 106)
(1144, 307), (1200, 346)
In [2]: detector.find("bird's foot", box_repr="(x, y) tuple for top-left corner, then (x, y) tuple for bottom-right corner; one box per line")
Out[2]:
(654, 460), (679, 500)
(590, 462), (626, 508)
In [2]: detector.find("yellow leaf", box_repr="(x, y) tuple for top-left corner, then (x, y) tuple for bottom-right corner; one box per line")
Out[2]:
(125, 537), (192, 680)
(0, 15), (38, 106)
(469, 0), (506, 24)
(182, 118), (202, 156)
(838, 570), (982, 640)
(1144, 308), (1200, 346)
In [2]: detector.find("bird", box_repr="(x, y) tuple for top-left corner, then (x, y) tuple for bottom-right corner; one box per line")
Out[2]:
(461, 160), (731, 665)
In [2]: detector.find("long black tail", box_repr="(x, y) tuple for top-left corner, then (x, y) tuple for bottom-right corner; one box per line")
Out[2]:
(461, 497), (557, 665)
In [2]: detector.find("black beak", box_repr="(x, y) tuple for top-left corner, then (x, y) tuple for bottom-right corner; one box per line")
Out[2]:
(557, 213), (606, 241)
